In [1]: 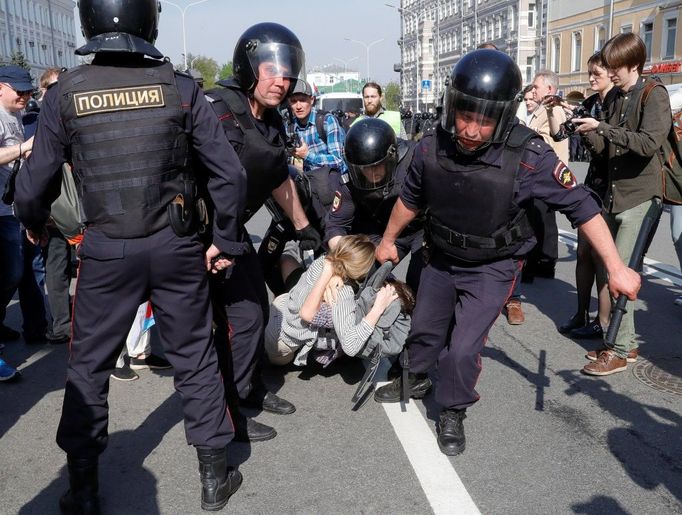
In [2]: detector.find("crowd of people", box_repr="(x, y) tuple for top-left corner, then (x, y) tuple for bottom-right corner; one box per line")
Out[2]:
(0, 0), (675, 511)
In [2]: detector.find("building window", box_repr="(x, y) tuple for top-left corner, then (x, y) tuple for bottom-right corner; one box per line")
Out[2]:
(552, 37), (560, 73)
(572, 32), (582, 71)
(594, 25), (606, 51)
(528, 3), (535, 29)
(642, 21), (653, 61)
(663, 17), (677, 60)
(526, 56), (534, 84)
(621, 24), (632, 34)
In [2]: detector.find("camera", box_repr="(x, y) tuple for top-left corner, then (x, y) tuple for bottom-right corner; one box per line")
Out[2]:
(562, 104), (590, 135)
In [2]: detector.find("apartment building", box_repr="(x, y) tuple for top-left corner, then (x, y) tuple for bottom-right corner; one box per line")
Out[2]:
(548, 0), (682, 95)
(1, 0), (78, 82)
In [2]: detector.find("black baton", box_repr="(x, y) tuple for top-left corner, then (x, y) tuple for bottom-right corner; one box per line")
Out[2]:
(604, 200), (663, 346)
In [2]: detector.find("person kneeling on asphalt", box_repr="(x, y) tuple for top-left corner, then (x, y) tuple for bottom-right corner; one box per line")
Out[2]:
(372, 49), (641, 457)
(263, 234), (414, 367)
(325, 118), (424, 292)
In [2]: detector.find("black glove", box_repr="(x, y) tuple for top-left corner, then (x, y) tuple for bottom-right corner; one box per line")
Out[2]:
(295, 224), (322, 252)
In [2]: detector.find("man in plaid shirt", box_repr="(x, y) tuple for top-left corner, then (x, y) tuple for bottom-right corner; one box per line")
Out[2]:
(288, 80), (347, 174)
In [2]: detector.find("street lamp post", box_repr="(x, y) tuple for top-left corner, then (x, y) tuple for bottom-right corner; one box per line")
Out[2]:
(344, 38), (384, 82)
(160, 0), (210, 71)
(333, 56), (359, 92)
(385, 2), (421, 112)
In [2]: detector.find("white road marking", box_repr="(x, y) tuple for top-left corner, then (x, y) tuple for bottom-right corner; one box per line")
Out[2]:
(377, 382), (481, 515)
(376, 231), (681, 515)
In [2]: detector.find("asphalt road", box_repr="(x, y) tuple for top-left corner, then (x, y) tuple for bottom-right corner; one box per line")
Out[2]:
(1, 162), (681, 515)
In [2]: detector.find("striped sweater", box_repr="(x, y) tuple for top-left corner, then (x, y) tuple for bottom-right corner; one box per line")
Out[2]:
(280, 256), (374, 357)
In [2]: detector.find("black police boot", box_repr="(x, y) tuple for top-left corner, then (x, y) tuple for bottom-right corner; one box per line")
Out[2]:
(241, 387), (296, 415)
(59, 456), (100, 515)
(196, 448), (243, 512)
(437, 408), (467, 456)
(233, 416), (277, 442)
(374, 373), (432, 403)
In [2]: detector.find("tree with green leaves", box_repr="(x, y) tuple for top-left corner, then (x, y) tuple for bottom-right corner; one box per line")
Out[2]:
(175, 53), (220, 89)
(0, 51), (31, 71)
(384, 81), (400, 111)
(218, 62), (233, 81)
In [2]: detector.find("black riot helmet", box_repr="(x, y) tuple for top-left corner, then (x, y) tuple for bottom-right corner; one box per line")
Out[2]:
(344, 118), (398, 191)
(76, 0), (163, 57)
(233, 22), (304, 93)
(441, 49), (522, 147)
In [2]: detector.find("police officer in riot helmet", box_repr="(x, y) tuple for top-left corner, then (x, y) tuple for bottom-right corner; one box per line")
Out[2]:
(14, 0), (247, 512)
(205, 22), (319, 443)
(325, 118), (424, 292)
(373, 49), (641, 456)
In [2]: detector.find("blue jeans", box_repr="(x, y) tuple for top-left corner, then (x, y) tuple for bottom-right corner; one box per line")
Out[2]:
(670, 204), (682, 271)
(0, 215), (47, 336)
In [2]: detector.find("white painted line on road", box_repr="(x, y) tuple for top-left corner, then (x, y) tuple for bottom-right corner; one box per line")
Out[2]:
(377, 382), (481, 515)
(559, 229), (682, 287)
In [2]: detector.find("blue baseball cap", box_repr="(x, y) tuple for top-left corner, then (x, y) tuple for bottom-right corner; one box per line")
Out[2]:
(0, 65), (34, 92)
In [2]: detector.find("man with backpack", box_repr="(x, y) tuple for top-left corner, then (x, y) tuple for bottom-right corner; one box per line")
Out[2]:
(571, 32), (671, 376)
(373, 49), (641, 457)
(287, 80), (347, 175)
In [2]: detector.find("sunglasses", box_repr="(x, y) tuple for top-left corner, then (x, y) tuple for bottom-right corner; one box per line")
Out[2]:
(1, 83), (33, 96)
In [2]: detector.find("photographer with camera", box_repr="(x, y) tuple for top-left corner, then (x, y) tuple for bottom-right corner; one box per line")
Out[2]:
(544, 52), (617, 341)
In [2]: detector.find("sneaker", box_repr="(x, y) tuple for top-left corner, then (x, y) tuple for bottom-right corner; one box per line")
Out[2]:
(0, 325), (20, 342)
(0, 358), (19, 381)
(586, 347), (638, 363)
(582, 349), (627, 376)
(505, 299), (525, 325)
(129, 354), (171, 370)
(46, 332), (70, 345)
(111, 365), (139, 382)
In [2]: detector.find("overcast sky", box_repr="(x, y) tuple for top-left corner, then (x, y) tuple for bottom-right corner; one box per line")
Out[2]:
(74, 1), (402, 84)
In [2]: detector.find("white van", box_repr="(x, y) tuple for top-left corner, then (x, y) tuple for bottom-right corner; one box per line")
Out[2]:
(317, 92), (363, 114)
(666, 83), (682, 113)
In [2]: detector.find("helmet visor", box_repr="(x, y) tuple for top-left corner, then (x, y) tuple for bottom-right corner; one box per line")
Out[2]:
(248, 42), (305, 82)
(346, 147), (398, 191)
(441, 88), (519, 145)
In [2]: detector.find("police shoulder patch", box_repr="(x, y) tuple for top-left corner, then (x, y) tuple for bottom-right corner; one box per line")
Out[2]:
(553, 161), (577, 189)
(332, 191), (342, 212)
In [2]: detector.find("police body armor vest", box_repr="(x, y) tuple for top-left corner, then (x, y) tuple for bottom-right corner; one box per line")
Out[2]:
(207, 82), (288, 221)
(59, 61), (192, 238)
(423, 124), (536, 262)
(351, 140), (422, 239)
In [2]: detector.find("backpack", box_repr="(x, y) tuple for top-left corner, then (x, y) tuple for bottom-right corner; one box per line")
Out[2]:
(50, 164), (85, 242)
(353, 261), (411, 359)
(313, 109), (346, 145)
(641, 80), (682, 205)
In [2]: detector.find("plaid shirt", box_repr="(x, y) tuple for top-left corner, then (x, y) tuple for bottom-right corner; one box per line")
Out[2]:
(293, 108), (347, 173)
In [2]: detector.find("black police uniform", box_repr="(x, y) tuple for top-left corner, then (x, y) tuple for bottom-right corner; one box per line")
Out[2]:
(14, 53), (247, 457)
(325, 139), (425, 291)
(401, 123), (601, 410)
(205, 80), (290, 404)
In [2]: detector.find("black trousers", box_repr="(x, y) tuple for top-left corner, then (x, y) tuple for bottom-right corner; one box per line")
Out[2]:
(56, 227), (233, 458)
(407, 253), (519, 409)
(43, 227), (73, 339)
(211, 246), (269, 404)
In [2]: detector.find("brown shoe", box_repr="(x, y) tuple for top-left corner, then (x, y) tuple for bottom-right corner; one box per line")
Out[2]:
(505, 299), (525, 325)
(586, 347), (638, 363)
(582, 350), (627, 376)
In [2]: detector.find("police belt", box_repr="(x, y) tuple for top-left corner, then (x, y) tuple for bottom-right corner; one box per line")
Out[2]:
(428, 210), (532, 251)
